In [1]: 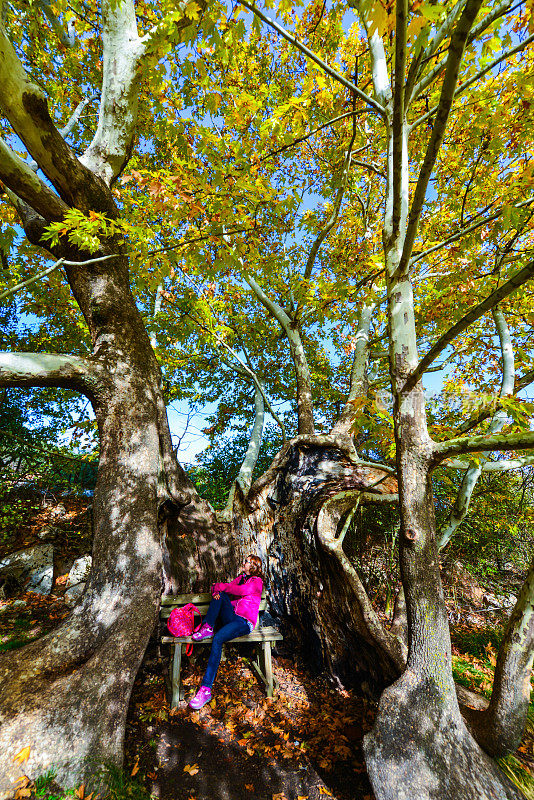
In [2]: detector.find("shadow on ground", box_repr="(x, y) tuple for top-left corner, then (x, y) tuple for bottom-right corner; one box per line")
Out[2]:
(125, 644), (376, 800)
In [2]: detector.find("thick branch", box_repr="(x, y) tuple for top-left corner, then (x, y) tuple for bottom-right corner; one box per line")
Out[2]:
(467, 555), (534, 757)
(391, 0), (407, 240)
(245, 274), (315, 434)
(405, 257), (534, 392)
(0, 352), (107, 400)
(316, 491), (407, 669)
(398, 0), (484, 276)
(442, 455), (534, 472)
(0, 24), (112, 213)
(331, 302), (375, 435)
(433, 430), (534, 464)
(0, 137), (67, 221)
(38, 0), (75, 47)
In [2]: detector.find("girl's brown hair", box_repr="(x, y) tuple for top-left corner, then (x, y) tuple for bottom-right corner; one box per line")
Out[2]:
(244, 554), (264, 580)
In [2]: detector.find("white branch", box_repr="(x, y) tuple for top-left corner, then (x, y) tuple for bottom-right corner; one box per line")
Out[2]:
(437, 307), (514, 548)
(441, 455), (534, 472)
(405, 256), (534, 392)
(38, 0), (76, 47)
(0, 255), (118, 301)
(331, 302), (375, 435)
(0, 352), (107, 399)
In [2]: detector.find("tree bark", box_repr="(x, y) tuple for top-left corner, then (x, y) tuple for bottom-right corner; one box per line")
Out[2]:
(229, 437), (401, 692)
(0, 241), (224, 792)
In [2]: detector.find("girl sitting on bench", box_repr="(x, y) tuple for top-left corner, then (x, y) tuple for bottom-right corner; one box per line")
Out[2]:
(188, 554), (264, 710)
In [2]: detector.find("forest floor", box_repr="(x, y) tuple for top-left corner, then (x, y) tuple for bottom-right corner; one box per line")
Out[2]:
(1, 494), (534, 799)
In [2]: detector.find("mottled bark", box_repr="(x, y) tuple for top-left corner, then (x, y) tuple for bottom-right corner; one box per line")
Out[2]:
(230, 438), (400, 692)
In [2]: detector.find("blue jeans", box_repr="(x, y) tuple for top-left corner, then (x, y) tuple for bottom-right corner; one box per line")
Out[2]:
(201, 592), (250, 689)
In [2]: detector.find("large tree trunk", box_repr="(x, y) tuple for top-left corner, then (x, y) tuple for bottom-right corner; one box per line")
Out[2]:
(0, 244), (222, 794)
(230, 435), (401, 693)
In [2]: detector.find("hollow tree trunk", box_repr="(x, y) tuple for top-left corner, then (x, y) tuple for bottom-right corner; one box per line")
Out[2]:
(230, 435), (401, 693)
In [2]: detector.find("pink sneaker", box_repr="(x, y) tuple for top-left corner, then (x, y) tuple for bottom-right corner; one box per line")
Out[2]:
(189, 686), (212, 710)
(192, 622), (214, 641)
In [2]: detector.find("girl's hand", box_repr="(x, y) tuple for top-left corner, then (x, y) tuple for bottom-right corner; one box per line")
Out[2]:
(213, 592), (220, 599)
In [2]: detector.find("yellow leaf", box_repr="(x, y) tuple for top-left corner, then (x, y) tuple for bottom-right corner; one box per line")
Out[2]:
(183, 763), (199, 775)
(185, 1), (201, 19)
(14, 789), (31, 799)
(131, 758), (140, 777)
(75, 783), (85, 799)
(12, 748), (30, 765)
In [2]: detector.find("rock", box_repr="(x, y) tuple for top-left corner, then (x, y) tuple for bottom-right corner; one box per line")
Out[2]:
(66, 555), (92, 588)
(0, 544), (54, 595)
(64, 583), (85, 606)
(483, 592), (516, 609)
(64, 555), (92, 606)
(51, 504), (66, 518)
(37, 524), (60, 540)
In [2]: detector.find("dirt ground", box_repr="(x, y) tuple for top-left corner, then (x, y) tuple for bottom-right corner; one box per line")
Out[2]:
(125, 644), (377, 800)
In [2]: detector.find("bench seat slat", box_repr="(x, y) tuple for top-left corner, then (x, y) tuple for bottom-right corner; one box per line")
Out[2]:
(161, 590), (268, 606)
(161, 625), (282, 644)
(160, 599), (268, 619)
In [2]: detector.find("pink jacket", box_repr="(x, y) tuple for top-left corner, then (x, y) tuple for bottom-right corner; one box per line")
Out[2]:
(212, 575), (263, 627)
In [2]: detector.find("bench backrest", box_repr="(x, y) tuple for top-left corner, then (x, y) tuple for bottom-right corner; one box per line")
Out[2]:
(160, 590), (268, 620)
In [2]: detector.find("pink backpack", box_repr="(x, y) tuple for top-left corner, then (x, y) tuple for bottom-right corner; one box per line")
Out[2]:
(167, 602), (200, 655)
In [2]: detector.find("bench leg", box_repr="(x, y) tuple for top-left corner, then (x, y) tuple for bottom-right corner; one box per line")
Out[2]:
(263, 641), (274, 698)
(170, 643), (184, 707)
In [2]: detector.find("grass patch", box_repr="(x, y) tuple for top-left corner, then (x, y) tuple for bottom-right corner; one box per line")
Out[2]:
(452, 626), (504, 659)
(498, 755), (534, 800)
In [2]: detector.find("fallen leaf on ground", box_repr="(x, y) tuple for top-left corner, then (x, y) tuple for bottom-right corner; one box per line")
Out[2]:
(12, 748), (31, 765)
(131, 757), (140, 776)
(184, 763), (199, 776)
(75, 783), (85, 798)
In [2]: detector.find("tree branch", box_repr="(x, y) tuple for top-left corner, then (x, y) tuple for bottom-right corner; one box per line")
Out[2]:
(437, 306), (514, 548)
(237, 0), (385, 117)
(0, 352), (108, 400)
(303, 127), (357, 280)
(0, 23), (112, 213)
(0, 137), (68, 221)
(409, 0), (514, 103)
(433, 430), (534, 464)
(331, 301), (375, 435)
(38, 0), (76, 47)
(316, 491), (407, 669)
(398, 0), (484, 275)
(412, 32), (534, 130)
(404, 256), (534, 392)
(405, 1), (465, 106)
(392, 0), (407, 241)
(0, 254), (118, 301)
(441, 455), (534, 472)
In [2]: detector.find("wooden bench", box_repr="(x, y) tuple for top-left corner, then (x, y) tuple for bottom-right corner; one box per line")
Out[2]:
(161, 590), (283, 707)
